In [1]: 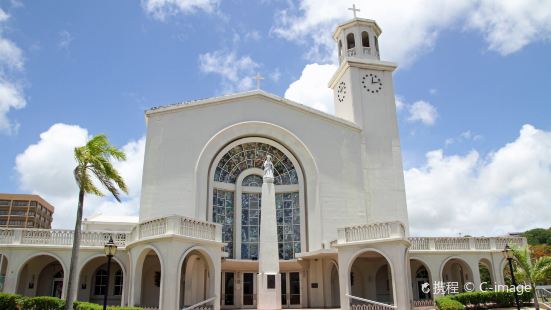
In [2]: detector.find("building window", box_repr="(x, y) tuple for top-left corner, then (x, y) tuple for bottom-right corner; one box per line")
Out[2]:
(113, 269), (123, 295)
(241, 192), (261, 260)
(214, 142), (298, 185)
(0, 200), (10, 206)
(94, 269), (108, 295)
(212, 140), (303, 260)
(242, 174), (263, 187)
(361, 31), (370, 47)
(347, 33), (355, 49)
(276, 192), (301, 260)
(30, 201), (37, 206)
(13, 200), (28, 206)
(213, 189), (234, 257)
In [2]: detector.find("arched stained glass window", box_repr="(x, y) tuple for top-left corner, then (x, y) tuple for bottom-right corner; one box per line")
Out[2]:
(242, 174), (263, 187)
(214, 142), (298, 185)
(211, 141), (302, 260)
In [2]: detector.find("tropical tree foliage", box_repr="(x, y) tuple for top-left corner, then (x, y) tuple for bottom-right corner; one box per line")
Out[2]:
(64, 134), (128, 310)
(512, 246), (551, 309)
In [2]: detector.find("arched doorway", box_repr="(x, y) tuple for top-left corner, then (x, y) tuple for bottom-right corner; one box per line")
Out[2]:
(78, 256), (125, 306)
(140, 249), (161, 308)
(16, 254), (65, 298)
(179, 249), (213, 308)
(479, 259), (493, 290)
(348, 250), (394, 305)
(441, 258), (473, 293)
(410, 259), (431, 301)
(0, 254), (7, 292)
(330, 263), (340, 308)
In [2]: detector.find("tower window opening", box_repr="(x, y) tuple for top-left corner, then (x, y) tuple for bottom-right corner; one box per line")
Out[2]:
(338, 40), (343, 58)
(361, 31), (370, 47)
(346, 33), (355, 49)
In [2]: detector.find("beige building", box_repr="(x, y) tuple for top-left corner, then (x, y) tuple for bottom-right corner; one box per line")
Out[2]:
(0, 194), (54, 229)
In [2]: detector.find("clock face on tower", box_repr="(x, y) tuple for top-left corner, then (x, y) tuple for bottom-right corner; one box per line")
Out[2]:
(361, 73), (383, 94)
(337, 81), (347, 102)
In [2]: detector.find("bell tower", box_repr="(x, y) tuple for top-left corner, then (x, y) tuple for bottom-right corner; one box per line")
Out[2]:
(328, 12), (409, 232)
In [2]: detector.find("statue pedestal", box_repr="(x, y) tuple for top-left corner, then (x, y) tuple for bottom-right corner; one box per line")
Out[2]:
(257, 175), (281, 310)
(257, 273), (281, 310)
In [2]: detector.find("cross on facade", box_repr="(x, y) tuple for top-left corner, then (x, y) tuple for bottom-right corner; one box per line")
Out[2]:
(348, 4), (360, 18)
(254, 72), (264, 90)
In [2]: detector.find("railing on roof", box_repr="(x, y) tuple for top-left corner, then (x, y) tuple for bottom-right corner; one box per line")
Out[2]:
(129, 215), (221, 243)
(337, 221), (406, 244)
(409, 236), (526, 251)
(0, 228), (129, 247)
(0, 215), (222, 248)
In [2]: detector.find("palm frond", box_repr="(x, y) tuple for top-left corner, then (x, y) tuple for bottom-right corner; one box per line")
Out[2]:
(73, 133), (128, 199)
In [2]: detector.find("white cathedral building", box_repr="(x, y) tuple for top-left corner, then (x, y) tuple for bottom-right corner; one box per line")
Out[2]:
(0, 16), (526, 310)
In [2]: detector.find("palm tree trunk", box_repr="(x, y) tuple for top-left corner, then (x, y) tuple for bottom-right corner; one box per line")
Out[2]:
(533, 282), (540, 310)
(64, 187), (85, 310)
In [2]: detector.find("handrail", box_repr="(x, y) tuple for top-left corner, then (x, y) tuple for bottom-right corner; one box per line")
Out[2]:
(181, 296), (216, 310)
(346, 294), (397, 309)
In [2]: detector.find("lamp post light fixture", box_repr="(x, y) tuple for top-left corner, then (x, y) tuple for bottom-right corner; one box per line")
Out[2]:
(502, 244), (521, 310)
(103, 236), (118, 310)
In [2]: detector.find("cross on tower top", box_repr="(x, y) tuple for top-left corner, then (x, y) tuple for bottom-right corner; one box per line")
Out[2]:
(348, 4), (360, 18)
(253, 72), (264, 90)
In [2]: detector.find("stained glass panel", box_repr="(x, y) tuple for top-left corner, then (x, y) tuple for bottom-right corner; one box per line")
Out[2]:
(214, 142), (298, 185)
(213, 189), (234, 258)
(242, 174), (263, 187)
(276, 192), (301, 260)
(241, 193), (261, 259)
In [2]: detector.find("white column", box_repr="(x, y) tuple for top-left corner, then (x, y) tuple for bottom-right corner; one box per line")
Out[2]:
(257, 174), (282, 310)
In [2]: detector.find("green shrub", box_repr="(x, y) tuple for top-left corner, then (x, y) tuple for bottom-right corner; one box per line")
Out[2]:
(437, 289), (533, 309)
(19, 296), (65, 310)
(73, 301), (143, 310)
(436, 296), (464, 310)
(0, 292), (20, 310)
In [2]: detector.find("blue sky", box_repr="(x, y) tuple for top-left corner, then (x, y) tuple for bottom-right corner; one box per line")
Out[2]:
(1, 0), (550, 236)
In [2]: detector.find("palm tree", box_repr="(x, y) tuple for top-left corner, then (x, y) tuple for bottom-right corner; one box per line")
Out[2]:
(512, 246), (551, 310)
(64, 134), (128, 310)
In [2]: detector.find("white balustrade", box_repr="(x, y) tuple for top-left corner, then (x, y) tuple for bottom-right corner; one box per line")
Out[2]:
(408, 236), (526, 251)
(475, 237), (491, 249)
(347, 48), (357, 57)
(179, 217), (217, 241)
(0, 228), (14, 243)
(139, 217), (167, 238)
(495, 237), (525, 249)
(338, 222), (405, 244)
(0, 215), (221, 249)
(409, 237), (430, 250)
(362, 47), (372, 55)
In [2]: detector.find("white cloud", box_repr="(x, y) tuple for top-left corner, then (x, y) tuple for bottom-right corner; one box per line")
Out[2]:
(406, 124), (551, 236)
(142, 0), (220, 20)
(0, 79), (25, 134)
(272, 0), (551, 65)
(407, 100), (438, 125)
(15, 123), (145, 228)
(467, 0), (551, 55)
(0, 37), (23, 70)
(0, 8), (25, 135)
(58, 30), (73, 49)
(395, 95), (406, 112)
(284, 63), (336, 114)
(198, 49), (260, 93)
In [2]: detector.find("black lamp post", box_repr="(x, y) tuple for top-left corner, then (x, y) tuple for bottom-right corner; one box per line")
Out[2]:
(103, 236), (118, 310)
(502, 244), (521, 310)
